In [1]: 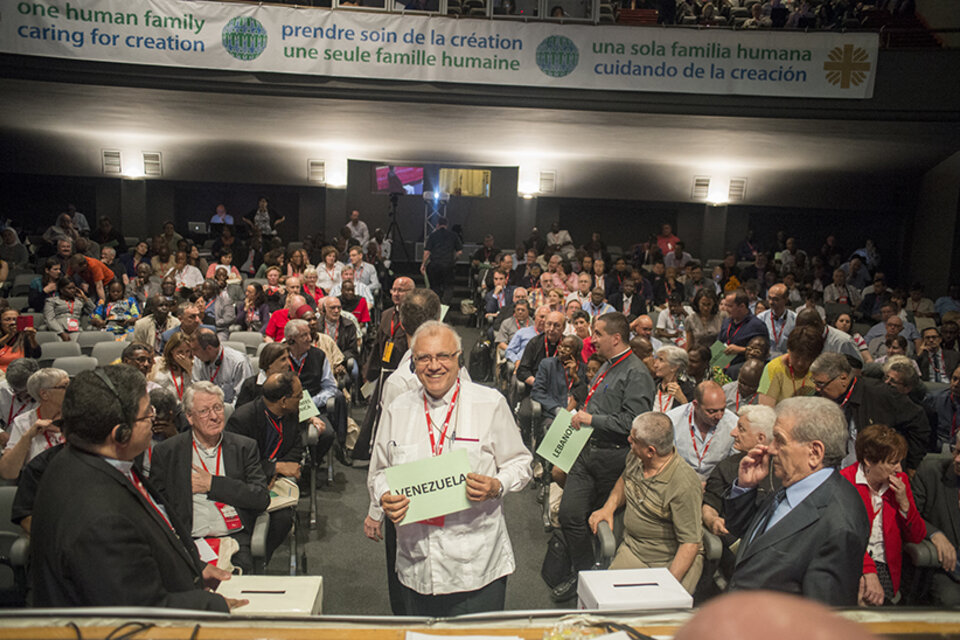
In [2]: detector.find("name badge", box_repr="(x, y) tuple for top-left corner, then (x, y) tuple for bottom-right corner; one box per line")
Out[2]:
(216, 502), (243, 531)
(420, 516), (445, 527)
(66, 317), (80, 332)
(382, 341), (394, 363)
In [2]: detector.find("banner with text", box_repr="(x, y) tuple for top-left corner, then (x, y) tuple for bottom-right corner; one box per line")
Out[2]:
(2, 0), (879, 98)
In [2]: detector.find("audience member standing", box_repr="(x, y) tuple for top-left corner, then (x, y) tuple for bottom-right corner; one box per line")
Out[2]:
(421, 216), (462, 305)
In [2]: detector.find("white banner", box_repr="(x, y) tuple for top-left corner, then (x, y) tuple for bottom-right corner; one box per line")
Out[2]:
(2, 0), (879, 98)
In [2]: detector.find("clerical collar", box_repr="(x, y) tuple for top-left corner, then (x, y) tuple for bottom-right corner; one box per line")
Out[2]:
(609, 348), (632, 363)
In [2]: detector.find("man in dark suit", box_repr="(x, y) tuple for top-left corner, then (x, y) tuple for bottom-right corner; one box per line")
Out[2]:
(810, 352), (930, 472)
(226, 371), (304, 559)
(608, 278), (647, 322)
(912, 443), (960, 605)
(150, 381), (270, 574)
(916, 326), (960, 384)
(725, 396), (869, 606)
(30, 365), (241, 611)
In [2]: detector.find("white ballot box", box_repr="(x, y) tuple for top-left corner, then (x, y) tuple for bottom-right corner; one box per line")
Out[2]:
(577, 568), (692, 611)
(216, 575), (323, 616)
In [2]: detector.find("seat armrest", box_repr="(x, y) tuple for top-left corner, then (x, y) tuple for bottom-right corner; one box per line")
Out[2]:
(251, 511), (270, 560)
(702, 529), (723, 562)
(905, 540), (939, 568)
(597, 520), (616, 561)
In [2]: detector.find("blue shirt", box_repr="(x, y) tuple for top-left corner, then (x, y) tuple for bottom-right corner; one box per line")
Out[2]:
(505, 326), (538, 363)
(755, 308), (796, 357)
(924, 388), (957, 452)
(935, 296), (960, 317)
(668, 402), (738, 481)
(732, 467), (835, 538)
(862, 319), (921, 345)
(290, 351), (338, 407)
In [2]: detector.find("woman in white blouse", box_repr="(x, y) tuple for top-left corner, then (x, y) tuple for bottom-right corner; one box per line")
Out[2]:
(0, 368), (69, 480)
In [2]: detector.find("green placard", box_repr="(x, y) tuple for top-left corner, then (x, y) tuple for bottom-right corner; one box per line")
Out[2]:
(535, 409), (593, 473)
(710, 340), (736, 370)
(298, 389), (320, 422)
(385, 449), (472, 526)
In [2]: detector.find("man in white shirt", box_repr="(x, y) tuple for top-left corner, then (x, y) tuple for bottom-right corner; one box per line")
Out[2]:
(330, 265), (374, 307)
(190, 329), (253, 405)
(370, 321), (531, 616)
(546, 222), (575, 260)
(566, 273), (592, 307)
(756, 283), (797, 357)
(346, 210), (370, 248)
(667, 381), (738, 481)
(822, 269), (862, 307)
(347, 245), (381, 297)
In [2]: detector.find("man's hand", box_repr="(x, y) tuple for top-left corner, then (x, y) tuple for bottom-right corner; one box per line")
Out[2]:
(570, 410), (593, 431)
(858, 572), (885, 606)
(888, 473), (910, 513)
(737, 444), (771, 489)
(380, 492), (410, 524)
(275, 461), (301, 479)
(930, 531), (957, 572)
(309, 416), (326, 434)
(364, 515), (383, 541)
(202, 563), (232, 589)
(419, 263), (426, 274)
(588, 507), (614, 535)
(466, 473), (501, 502)
(192, 464), (213, 493)
(30, 418), (56, 439)
(724, 344), (745, 355)
(709, 517), (729, 536)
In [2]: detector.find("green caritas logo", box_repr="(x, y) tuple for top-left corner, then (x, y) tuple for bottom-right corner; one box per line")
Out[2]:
(222, 16), (267, 61)
(536, 35), (579, 78)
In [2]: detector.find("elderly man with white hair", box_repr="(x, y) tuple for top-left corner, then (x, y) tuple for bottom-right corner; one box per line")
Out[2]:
(370, 320), (532, 617)
(702, 405), (780, 539)
(150, 382), (270, 574)
(589, 411), (704, 594)
(724, 397), (870, 605)
(0, 368), (69, 480)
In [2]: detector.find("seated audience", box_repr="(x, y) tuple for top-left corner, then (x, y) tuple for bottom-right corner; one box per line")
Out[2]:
(912, 433), (960, 606)
(29, 258), (62, 313)
(91, 280), (142, 335)
(916, 326), (960, 384)
(685, 288), (723, 349)
(668, 381), (738, 481)
(0, 308), (40, 371)
(652, 345), (694, 412)
(0, 368), (68, 480)
(588, 412), (703, 594)
(531, 335), (587, 423)
(339, 281), (371, 325)
(133, 295), (180, 355)
(150, 382), (270, 574)
(190, 329), (252, 406)
(756, 284), (796, 357)
(160, 302), (215, 353)
(925, 363), (960, 451)
(834, 312), (872, 364)
(171, 250), (204, 291)
(263, 294), (306, 343)
(44, 277), (95, 341)
(235, 283), (270, 333)
(317, 246), (343, 293)
(757, 325), (824, 406)
(840, 424), (926, 606)
(198, 280), (236, 340)
(722, 358), (764, 413)
(0, 358), (39, 437)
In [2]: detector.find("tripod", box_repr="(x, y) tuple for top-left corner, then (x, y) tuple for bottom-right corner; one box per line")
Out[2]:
(386, 193), (410, 262)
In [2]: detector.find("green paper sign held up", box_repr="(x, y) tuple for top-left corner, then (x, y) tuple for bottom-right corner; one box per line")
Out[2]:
(710, 340), (735, 370)
(298, 389), (320, 422)
(385, 449), (473, 526)
(536, 409), (593, 473)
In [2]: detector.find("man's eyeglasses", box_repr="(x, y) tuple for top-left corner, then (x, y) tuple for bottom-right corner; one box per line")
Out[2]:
(413, 351), (461, 367)
(135, 407), (157, 423)
(813, 376), (838, 390)
(194, 405), (225, 418)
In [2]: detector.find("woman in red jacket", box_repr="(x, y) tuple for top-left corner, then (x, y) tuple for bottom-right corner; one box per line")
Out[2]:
(841, 424), (927, 606)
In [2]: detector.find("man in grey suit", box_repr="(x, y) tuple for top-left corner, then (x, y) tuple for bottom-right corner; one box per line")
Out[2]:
(724, 396), (870, 606)
(912, 438), (960, 605)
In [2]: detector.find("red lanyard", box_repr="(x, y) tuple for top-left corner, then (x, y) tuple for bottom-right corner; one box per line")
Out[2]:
(424, 379), (460, 456)
(769, 313), (786, 345)
(389, 314), (405, 339)
(735, 388), (757, 412)
(725, 318), (745, 343)
(171, 371), (184, 400)
(563, 368), (574, 391)
(544, 336), (557, 358)
(37, 407), (61, 448)
(264, 411), (284, 460)
(208, 350), (224, 382)
(130, 469), (174, 529)
(289, 355), (306, 377)
(840, 378), (857, 408)
(585, 351), (632, 407)
(192, 440), (222, 475)
(656, 389), (674, 412)
(7, 398), (27, 426)
(67, 300), (75, 315)
(786, 356), (807, 396)
(688, 409), (716, 465)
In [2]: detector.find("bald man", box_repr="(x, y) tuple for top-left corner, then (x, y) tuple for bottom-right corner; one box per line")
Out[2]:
(630, 314), (663, 351)
(722, 359), (764, 413)
(364, 276), (414, 383)
(667, 381), (738, 481)
(517, 310), (565, 388)
(630, 335), (655, 375)
(755, 284), (796, 357)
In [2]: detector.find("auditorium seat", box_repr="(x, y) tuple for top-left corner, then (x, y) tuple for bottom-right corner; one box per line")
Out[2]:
(8, 275), (34, 298)
(91, 340), (127, 366)
(222, 341), (249, 357)
(39, 341), (82, 367)
(76, 331), (118, 355)
(53, 355), (99, 377)
(34, 331), (60, 346)
(0, 486), (29, 606)
(230, 331), (266, 355)
(6, 297), (27, 313)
